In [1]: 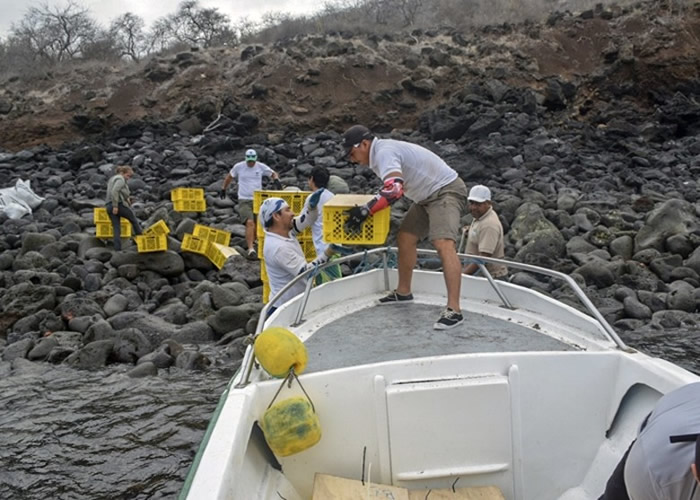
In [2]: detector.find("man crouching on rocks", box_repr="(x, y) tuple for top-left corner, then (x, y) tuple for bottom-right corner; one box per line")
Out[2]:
(105, 165), (142, 251)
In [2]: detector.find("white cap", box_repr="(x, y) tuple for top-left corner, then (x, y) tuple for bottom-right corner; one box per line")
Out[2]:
(245, 149), (257, 160)
(259, 197), (288, 229)
(468, 185), (491, 202)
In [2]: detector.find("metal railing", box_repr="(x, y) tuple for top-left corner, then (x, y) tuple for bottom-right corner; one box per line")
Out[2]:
(234, 247), (631, 388)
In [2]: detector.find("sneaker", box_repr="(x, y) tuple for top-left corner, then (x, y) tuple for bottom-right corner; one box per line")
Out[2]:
(378, 290), (414, 304)
(433, 308), (464, 330)
(247, 248), (257, 259)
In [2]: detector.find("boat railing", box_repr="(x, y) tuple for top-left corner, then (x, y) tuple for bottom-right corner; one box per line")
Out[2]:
(235, 247), (631, 388)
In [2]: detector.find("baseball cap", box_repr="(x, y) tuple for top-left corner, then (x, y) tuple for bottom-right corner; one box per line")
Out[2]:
(342, 125), (373, 151)
(468, 185), (491, 203)
(245, 149), (257, 161)
(259, 197), (289, 229)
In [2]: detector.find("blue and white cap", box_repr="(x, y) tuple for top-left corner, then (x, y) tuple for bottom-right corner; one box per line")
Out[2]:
(245, 149), (257, 161)
(259, 197), (288, 229)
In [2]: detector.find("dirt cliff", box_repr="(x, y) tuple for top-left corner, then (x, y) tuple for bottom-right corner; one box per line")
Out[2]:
(0, 0), (698, 152)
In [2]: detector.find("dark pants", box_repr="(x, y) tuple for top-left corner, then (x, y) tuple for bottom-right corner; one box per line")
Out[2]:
(598, 442), (633, 500)
(599, 413), (650, 500)
(106, 202), (142, 250)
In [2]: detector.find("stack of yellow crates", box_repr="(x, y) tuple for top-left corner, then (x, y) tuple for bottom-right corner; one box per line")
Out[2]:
(93, 207), (132, 239)
(180, 224), (236, 269)
(171, 187), (206, 212)
(133, 219), (170, 253)
(253, 190), (315, 303)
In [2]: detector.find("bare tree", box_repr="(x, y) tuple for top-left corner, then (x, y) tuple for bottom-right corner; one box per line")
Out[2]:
(398, 0), (423, 26)
(109, 12), (146, 61)
(169, 1), (237, 48)
(145, 18), (175, 54)
(11, 1), (98, 63)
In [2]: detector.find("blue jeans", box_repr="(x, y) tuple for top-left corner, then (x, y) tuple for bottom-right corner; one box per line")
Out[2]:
(106, 202), (142, 250)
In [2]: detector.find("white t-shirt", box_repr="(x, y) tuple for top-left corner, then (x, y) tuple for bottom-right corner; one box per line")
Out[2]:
(263, 231), (308, 307)
(368, 138), (458, 203)
(624, 382), (700, 500)
(297, 189), (334, 255)
(229, 161), (274, 200)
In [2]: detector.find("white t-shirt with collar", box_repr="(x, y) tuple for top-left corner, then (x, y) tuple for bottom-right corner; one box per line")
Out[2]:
(263, 231), (308, 307)
(229, 161), (274, 200)
(368, 138), (458, 203)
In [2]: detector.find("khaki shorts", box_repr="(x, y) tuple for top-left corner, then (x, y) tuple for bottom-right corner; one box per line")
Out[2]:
(400, 177), (467, 242)
(237, 200), (255, 223)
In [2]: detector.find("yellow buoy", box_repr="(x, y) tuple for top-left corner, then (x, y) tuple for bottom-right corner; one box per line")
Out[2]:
(254, 327), (307, 378)
(261, 396), (321, 456)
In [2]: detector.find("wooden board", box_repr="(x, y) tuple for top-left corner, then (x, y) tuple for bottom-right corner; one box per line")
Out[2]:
(408, 485), (505, 500)
(312, 473), (409, 500)
(324, 194), (375, 208)
(312, 474), (504, 500)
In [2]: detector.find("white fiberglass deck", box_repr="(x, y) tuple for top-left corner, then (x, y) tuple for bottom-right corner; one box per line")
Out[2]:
(304, 302), (576, 373)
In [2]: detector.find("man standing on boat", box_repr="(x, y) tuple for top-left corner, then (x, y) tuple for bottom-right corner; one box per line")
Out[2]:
(259, 196), (337, 314)
(220, 149), (281, 259)
(599, 381), (700, 500)
(462, 185), (508, 280)
(341, 125), (468, 330)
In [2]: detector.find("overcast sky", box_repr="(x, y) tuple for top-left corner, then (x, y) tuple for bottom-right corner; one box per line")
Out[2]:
(0, 0), (323, 37)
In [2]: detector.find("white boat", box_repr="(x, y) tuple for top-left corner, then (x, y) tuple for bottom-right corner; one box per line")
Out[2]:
(180, 247), (699, 500)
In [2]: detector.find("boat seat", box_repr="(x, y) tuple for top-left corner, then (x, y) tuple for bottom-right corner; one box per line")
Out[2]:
(312, 473), (505, 499)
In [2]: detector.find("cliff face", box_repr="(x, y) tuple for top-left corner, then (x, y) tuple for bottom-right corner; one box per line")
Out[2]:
(0, 1), (698, 152)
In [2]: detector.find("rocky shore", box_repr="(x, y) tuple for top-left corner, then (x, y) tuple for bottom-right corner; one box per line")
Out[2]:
(0, 1), (699, 374)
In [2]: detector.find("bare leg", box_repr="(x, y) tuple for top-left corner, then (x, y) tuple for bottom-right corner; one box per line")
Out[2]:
(433, 238), (461, 311)
(396, 230), (418, 295)
(245, 219), (255, 250)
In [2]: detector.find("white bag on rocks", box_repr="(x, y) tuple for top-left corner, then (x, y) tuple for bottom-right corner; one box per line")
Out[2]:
(0, 179), (45, 219)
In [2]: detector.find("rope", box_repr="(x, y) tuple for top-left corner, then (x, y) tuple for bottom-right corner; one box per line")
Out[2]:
(266, 367), (316, 413)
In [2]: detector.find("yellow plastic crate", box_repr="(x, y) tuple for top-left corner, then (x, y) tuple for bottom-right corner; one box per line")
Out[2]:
(322, 194), (390, 245)
(253, 190), (311, 215)
(144, 219), (170, 235)
(170, 187), (205, 201)
(300, 238), (316, 260)
(134, 234), (167, 253)
(93, 207), (111, 223)
(263, 279), (270, 304)
(206, 242), (239, 269)
(260, 259), (268, 281)
(181, 234), (208, 255)
(193, 224), (231, 246)
(95, 221), (132, 238)
(173, 199), (206, 212)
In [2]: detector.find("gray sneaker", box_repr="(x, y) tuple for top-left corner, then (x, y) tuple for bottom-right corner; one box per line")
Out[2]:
(433, 308), (464, 330)
(377, 290), (414, 305)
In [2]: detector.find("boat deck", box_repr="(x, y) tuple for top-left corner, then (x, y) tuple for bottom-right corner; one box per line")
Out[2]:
(304, 302), (577, 373)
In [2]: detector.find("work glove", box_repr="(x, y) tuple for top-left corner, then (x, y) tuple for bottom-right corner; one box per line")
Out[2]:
(344, 205), (369, 234)
(328, 244), (354, 256)
(219, 189), (226, 200)
(270, 178), (282, 190)
(308, 188), (324, 210)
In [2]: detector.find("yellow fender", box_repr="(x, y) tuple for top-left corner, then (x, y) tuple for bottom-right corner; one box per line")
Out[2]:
(254, 327), (308, 378)
(261, 396), (321, 456)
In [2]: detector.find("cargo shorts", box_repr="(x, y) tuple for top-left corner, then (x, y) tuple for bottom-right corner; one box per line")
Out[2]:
(399, 177), (467, 243)
(237, 199), (255, 223)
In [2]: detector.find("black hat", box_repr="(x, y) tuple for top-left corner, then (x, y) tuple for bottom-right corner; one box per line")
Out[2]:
(342, 125), (374, 151)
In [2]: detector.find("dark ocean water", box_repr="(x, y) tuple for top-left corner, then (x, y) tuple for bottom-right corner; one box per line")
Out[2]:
(0, 331), (697, 499)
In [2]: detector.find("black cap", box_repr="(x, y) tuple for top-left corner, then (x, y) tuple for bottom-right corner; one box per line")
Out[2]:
(342, 125), (373, 151)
